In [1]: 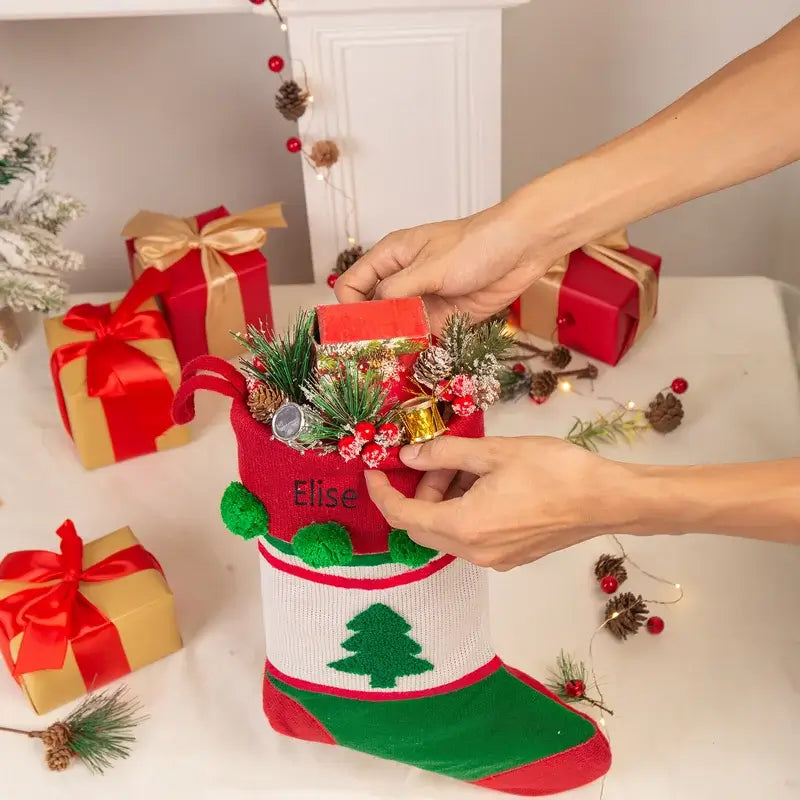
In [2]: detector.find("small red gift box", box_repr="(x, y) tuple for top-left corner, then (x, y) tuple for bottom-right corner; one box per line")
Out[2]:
(122, 203), (287, 365)
(512, 230), (661, 365)
(314, 297), (430, 404)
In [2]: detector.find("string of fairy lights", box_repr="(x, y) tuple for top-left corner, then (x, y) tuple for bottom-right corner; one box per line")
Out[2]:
(252, 0), (364, 285)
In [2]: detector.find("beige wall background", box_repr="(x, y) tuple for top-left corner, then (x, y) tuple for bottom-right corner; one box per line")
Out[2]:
(1, 1), (798, 292)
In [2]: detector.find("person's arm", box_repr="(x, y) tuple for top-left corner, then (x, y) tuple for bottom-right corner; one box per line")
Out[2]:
(363, 437), (800, 570)
(505, 15), (800, 261)
(337, 16), (800, 329)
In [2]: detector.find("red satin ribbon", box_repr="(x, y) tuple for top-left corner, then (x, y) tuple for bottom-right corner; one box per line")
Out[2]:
(0, 520), (163, 685)
(50, 267), (177, 462)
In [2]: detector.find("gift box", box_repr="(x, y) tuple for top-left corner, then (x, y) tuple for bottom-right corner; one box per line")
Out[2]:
(315, 297), (430, 404)
(122, 203), (287, 365)
(0, 520), (182, 714)
(44, 267), (189, 470)
(513, 230), (661, 365)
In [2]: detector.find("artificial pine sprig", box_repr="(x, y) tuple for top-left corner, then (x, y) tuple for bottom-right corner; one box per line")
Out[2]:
(0, 686), (145, 774)
(566, 407), (650, 452)
(234, 310), (315, 404)
(298, 363), (396, 447)
(546, 651), (613, 715)
(440, 312), (515, 376)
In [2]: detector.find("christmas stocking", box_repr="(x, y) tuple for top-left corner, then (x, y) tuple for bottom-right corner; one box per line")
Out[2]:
(174, 357), (611, 796)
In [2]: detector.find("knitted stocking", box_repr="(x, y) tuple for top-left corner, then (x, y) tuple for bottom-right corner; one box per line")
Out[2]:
(174, 358), (611, 796)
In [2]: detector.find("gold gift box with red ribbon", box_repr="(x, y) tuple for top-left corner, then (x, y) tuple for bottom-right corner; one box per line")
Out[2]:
(0, 520), (181, 714)
(43, 267), (190, 470)
(512, 230), (662, 366)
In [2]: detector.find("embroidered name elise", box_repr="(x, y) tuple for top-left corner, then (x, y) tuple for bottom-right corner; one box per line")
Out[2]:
(294, 480), (357, 509)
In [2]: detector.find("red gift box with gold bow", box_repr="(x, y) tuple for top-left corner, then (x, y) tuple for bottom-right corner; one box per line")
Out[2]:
(0, 520), (181, 714)
(511, 230), (662, 365)
(122, 204), (287, 365)
(43, 267), (190, 470)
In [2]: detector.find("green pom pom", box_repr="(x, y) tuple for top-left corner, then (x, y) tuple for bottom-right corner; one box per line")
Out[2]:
(292, 523), (353, 568)
(389, 529), (437, 567)
(220, 482), (269, 540)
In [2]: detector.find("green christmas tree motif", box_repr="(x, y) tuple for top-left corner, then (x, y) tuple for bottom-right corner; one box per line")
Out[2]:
(328, 603), (434, 689)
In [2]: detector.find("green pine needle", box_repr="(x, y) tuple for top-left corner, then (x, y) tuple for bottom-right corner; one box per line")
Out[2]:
(497, 365), (531, 400)
(440, 311), (516, 375)
(566, 408), (650, 452)
(298, 363), (395, 447)
(233, 310), (315, 404)
(64, 686), (146, 774)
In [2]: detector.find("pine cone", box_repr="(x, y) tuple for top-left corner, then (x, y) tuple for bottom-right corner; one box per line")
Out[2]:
(334, 245), (363, 275)
(529, 370), (558, 401)
(413, 346), (453, 389)
(547, 345), (572, 369)
(41, 722), (71, 750)
(247, 383), (285, 423)
(46, 746), (74, 772)
(594, 554), (627, 584)
(275, 80), (308, 121)
(646, 392), (684, 433)
(604, 592), (648, 640)
(310, 139), (339, 168)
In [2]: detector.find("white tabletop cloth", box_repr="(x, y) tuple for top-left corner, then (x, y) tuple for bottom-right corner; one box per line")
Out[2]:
(0, 277), (798, 800)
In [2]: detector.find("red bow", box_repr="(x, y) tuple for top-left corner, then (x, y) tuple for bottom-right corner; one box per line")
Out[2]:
(50, 267), (177, 462)
(0, 520), (162, 681)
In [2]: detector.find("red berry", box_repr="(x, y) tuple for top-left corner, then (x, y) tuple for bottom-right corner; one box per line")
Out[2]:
(564, 679), (586, 699)
(671, 377), (688, 394)
(286, 137), (302, 153)
(337, 435), (361, 462)
(357, 360), (371, 374)
(435, 379), (454, 402)
(530, 395), (549, 405)
(249, 0), (266, 4)
(450, 374), (475, 398)
(646, 616), (665, 635)
(361, 442), (387, 468)
(326, 273), (337, 288)
(268, 55), (285, 72)
(375, 422), (401, 448)
(600, 575), (619, 594)
(354, 421), (376, 442)
(511, 363), (527, 375)
(451, 395), (476, 416)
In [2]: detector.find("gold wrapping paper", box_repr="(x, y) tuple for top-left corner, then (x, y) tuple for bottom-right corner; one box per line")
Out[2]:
(123, 204), (287, 359)
(0, 527), (181, 715)
(43, 298), (189, 470)
(519, 229), (658, 342)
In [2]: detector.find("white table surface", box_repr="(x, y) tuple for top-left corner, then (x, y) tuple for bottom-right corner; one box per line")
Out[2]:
(1, 277), (799, 800)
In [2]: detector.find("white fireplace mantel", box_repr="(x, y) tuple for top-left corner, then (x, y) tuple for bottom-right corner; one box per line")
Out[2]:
(1, 0), (528, 284)
(272, 0), (528, 282)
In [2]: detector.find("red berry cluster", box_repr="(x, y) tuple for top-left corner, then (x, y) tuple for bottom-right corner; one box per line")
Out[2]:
(337, 421), (401, 467)
(436, 373), (476, 416)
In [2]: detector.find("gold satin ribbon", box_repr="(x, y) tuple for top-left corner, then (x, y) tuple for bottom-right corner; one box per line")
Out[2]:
(121, 204), (287, 358)
(519, 229), (658, 343)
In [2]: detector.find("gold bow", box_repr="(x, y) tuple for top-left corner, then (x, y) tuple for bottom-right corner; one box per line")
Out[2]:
(122, 204), (287, 358)
(519, 228), (657, 346)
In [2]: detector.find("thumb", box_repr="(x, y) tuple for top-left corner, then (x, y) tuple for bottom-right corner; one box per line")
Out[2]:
(399, 436), (501, 476)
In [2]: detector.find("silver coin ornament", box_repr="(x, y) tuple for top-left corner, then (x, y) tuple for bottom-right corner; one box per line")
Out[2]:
(271, 402), (307, 447)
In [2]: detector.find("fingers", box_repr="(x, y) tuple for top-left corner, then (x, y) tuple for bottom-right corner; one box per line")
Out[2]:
(365, 471), (458, 552)
(414, 469), (458, 503)
(400, 436), (504, 476)
(334, 228), (427, 304)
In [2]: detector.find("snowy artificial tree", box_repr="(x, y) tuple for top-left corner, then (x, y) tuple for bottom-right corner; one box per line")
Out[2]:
(0, 84), (85, 362)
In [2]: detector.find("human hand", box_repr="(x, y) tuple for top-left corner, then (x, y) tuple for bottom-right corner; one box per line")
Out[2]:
(365, 435), (647, 570)
(334, 201), (556, 333)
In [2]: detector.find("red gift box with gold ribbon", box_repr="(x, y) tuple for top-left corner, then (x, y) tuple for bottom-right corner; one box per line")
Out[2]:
(0, 520), (181, 714)
(511, 230), (661, 365)
(44, 267), (190, 470)
(122, 204), (287, 365)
